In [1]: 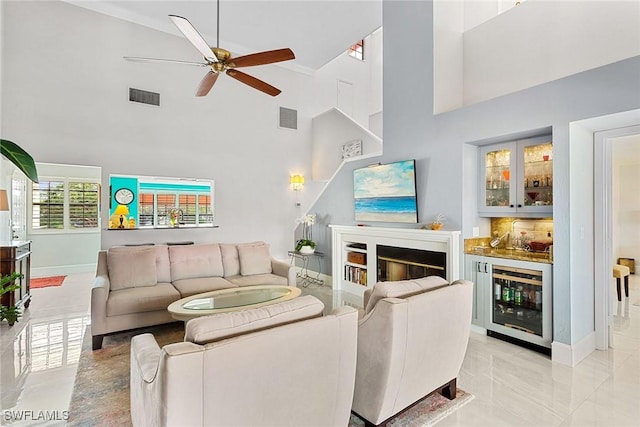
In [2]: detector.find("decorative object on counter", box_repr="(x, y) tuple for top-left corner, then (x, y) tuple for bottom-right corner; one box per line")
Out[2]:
(112, 204), (130, 229)
(429, 213), (445, 230)
(296, 213), (316, 253)
(0, 272), (23, 326)
(490, 231), (510, 248)
(168, 208), (183, 227)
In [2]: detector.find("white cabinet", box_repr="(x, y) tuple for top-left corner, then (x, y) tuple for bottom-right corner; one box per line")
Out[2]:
(479, 135), (553, 217)
(464, 255), (491, 328)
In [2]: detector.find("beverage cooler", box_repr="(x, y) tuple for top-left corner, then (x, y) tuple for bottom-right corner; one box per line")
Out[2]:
(488, 260), (552, 351)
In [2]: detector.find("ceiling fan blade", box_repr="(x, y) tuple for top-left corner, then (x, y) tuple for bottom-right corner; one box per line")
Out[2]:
(228, 48), (295, 68)
(124, 56), (208, 67)
(168, 15), (218, 63)
(195, 71), (219, 97)
(226, 69), (281, 97)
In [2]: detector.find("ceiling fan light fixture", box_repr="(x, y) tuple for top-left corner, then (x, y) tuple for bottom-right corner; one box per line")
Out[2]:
(125, 10), (295, 97)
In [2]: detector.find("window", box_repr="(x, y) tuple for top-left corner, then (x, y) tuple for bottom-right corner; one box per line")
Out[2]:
(69, 182), (99, 228)
(110, 174), (214, 229)
(31, 178), (100, 232)
(32, 180), (64, 230)
(348, 40), (364, 61)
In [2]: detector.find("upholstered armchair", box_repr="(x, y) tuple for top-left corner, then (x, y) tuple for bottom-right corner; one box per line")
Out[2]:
(130, 295), (358, 427)
(351, 277), (474, 427)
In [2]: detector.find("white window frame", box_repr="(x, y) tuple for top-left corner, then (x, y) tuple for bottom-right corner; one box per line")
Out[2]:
(29, 176), (101, 234)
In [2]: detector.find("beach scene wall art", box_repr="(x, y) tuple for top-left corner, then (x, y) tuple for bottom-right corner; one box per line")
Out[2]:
(353, 159), (418, 223)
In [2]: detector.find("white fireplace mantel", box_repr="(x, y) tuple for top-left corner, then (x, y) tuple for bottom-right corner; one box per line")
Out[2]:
(330, 225), (461, 297)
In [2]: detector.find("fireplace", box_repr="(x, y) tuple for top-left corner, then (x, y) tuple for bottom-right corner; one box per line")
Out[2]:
(330, 225), (460, 297)
(377, 245), (446, 282)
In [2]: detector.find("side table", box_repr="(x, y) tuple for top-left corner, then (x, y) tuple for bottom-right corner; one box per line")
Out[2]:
(288, 250), (324, 287)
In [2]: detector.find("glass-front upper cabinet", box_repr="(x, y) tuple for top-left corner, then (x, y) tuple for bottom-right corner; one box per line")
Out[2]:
(479, 135), (552, 217)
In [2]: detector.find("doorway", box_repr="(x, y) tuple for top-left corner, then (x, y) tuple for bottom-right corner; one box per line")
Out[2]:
(594, 123), (640, 349)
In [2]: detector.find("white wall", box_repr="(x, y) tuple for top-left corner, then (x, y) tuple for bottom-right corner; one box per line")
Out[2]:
(311, 29), (383, 127)
(27, 163), (101, 277)
(463, 1), (640, 106)
(433, 0), (463, 114)
(311, 109), (382, 181)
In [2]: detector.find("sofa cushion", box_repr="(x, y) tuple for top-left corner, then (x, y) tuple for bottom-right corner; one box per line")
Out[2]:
(220, 244), (240, 277)
(108, 245), (171, 284)
(107, 247), (158, 291)
(106, 283), (180, 316)
(237, 242), (272, 276)
(185, 295), (324, 345)
(364, 276), (449, 314)
(172, 277), (238, 298)
(226, 273), (288, 287)
(169, 244), (224, 281)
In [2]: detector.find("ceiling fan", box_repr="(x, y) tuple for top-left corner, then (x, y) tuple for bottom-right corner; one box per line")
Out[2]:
(124, 1), (295, 97)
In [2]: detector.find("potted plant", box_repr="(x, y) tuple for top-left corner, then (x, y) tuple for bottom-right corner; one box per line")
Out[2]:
(296, 214), (317, 254)
(295, 239), (317, 254)
(0, 272), (23, 326)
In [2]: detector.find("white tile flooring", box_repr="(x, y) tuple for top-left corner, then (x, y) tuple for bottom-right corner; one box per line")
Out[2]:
(1, 273), (639, 426)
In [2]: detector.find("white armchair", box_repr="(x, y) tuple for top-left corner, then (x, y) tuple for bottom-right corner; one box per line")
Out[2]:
(130, 295), (358, 427)
(351, 277), (474, 427)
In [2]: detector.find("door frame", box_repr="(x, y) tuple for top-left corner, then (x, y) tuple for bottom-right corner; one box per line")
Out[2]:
(594, 124), (640, 349)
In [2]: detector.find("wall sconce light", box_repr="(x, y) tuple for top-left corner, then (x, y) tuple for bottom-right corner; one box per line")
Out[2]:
(113, 204), (130, 229)
(290, 174), (304, 191)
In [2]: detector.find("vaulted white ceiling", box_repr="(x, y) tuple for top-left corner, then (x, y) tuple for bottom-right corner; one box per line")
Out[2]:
(63, 0), (382, 74)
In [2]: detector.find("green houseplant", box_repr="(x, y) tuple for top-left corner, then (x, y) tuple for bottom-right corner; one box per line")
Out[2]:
(1, 272), (23, 326)
(0, 139), (39, 183)
(295, 214), (317, 253)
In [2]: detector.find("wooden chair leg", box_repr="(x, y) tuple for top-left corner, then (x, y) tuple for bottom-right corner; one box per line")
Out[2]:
(92, 335), (104, 350)
(624, 275), (629, 298)
(617, 278), (622, 301)
(441, 378), (457, 400)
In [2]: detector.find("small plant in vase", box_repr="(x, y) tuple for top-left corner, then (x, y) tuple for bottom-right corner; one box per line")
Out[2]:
(0, 272), (23, 326)
(430, 213), (446, 230)
(296, 214), (317, 254)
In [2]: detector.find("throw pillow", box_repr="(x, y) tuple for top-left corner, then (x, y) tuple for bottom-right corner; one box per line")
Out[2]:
(107, 247), (157, 291)
(237, 242), (272, 276)
(220, 243), (240, 277)
(364, 276), (448, 314)
(185, 295), (324, 345)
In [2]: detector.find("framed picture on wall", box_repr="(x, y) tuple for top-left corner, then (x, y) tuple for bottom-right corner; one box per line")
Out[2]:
(342, 140), (362, 159)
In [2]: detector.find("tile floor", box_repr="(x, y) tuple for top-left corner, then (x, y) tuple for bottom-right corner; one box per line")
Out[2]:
(0, 272), (638, 426)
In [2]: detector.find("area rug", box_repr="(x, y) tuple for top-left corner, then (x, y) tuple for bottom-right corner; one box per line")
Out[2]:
(30, 275), (66, 289)
(68, 324), (473, 426)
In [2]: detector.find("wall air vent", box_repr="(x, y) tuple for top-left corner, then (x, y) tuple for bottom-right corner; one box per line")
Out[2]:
(279, 106), (298, 130)
(129, 88), (160, 106)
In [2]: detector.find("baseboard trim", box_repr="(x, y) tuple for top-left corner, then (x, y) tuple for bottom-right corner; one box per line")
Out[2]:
(551, 331), (596, 366)
(32, 263), (96, 278)
(470, 324), (487, 335)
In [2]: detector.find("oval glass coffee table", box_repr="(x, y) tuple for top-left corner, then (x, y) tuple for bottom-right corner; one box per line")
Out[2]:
(167, 285), (301, 321)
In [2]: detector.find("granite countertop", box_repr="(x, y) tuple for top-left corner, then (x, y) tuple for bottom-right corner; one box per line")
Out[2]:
(464, 238), (553, 264)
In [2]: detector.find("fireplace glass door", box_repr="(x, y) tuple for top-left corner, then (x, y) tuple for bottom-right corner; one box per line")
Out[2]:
(376, 245), (446, 282)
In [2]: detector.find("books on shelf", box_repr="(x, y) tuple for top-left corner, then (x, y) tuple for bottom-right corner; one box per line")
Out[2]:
(344, 265), (367, 286)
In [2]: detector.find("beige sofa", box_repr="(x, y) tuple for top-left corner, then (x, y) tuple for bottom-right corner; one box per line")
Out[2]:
(351, 277), (474, 426)
(91, 241), (295, 350)
(130, 295), (358, 427)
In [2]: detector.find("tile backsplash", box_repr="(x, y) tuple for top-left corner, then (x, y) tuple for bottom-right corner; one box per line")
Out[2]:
(490, 217), (553, 250)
